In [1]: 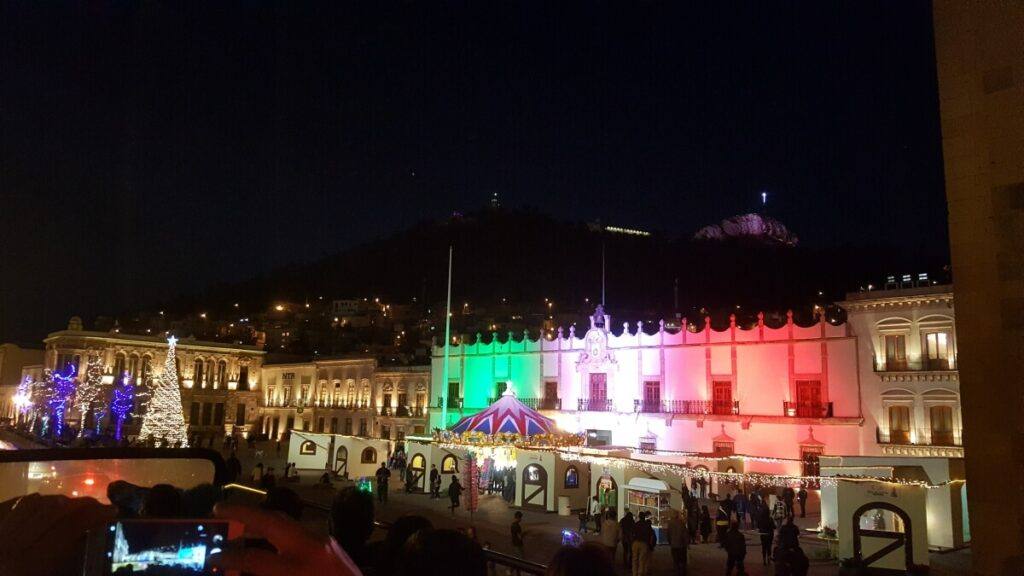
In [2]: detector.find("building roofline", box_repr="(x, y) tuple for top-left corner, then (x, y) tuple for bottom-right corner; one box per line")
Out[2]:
(839, 284), (954, 309)
(43, 330), (264, 354)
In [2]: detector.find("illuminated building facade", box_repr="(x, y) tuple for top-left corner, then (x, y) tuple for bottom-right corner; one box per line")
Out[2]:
(431, 305), (865, 480)
(34, 318), (264, 440)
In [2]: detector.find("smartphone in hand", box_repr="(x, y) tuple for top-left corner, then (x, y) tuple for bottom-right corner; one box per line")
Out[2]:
(100, 518), (243, 575)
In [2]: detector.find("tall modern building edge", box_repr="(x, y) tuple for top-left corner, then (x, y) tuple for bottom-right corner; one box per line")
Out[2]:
(933, 1), (1024, 574)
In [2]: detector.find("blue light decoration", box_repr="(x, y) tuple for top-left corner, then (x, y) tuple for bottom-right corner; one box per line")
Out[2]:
(111, 372), (135, 441)
(47, 366), (77, 438)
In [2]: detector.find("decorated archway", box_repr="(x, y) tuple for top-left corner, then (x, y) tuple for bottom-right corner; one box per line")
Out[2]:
(852, 501), (914, 573)
(335, 446), (348, 476)
(522, 464), (548, 511)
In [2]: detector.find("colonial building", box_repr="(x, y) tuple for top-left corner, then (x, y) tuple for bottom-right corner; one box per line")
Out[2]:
(841, 284), (962, 457)
(260, 359), (429, 442)
(35, 318), (264, 440)
(431, 305), (864, 480)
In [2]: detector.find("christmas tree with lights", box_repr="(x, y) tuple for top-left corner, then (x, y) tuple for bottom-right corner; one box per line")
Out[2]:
(75, 354), (104, 437)
(138, 336), (189, 447)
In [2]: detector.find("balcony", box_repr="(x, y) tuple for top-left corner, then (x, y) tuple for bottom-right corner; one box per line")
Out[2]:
(487, 397), (562, 410)
(634, 399), (740, 416)
(436, 396), (464, 409)
(876, 358), (956, 372)
(783, 401), (833, 418)
(378, 405), (428, 418)
(876, 427), (962, 447)
(578, 398), (613, 412)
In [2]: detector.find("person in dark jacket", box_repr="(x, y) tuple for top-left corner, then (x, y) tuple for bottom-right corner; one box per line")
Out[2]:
(781, 486), (796, 518)
(631, 512), (656, 576)
(756, 506), (776, 565)
(777, 516), (800, 550)
(796, 486), (809, 518)
(686, 504), (699, 545)
(225, 452), (242, 483)
(774, 542), (810, 576)
(619, 511), (636, 568)
(715, 505), (730, 546)
(447, 476), (463, 515)
(699, 505), (712, 544)
(429, 465), (441, 498)
(723, 522), (747, 576)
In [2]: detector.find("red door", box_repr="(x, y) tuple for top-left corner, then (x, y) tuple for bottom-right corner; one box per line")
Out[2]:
(796, 380), (822, 417)
(712, 381), (732, 415)
(589, 373), (608, 411)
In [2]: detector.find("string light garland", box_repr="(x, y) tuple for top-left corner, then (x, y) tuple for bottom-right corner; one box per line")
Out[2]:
(138, 336), (189, 447)
(46, 367), (76, 438)
(111, 372), (135, 441)
(74, 354), (104, 438)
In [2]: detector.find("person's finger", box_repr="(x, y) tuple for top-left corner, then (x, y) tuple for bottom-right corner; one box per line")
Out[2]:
(208, 547), (294, 576)
(214, 503), (323, 555)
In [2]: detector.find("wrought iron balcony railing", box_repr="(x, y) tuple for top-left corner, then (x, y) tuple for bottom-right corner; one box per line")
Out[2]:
(876, 427), (962, 447)
(578, 398), (613, 412)
(436, 396), (464, 409)
(783, 401), (833, 418)
(634, 399), (740, 416)
(486, 397), (562, 410)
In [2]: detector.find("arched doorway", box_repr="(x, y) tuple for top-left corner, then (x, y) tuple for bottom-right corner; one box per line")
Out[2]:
(409, 454), (426, 492)
(335, 446), (348, 476)
(852, 501), (915, 572)
(522, 464), (548, 511)
(597, 474), (618, 510)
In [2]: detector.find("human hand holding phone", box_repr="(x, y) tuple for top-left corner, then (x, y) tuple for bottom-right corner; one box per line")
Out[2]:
(0, 493), (116, 576)
(209, 503), (363, 576)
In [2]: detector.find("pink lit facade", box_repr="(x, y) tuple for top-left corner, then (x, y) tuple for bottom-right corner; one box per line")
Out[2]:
(431, 306), (865, 479)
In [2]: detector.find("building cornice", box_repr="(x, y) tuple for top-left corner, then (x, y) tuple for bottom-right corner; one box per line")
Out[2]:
(43, 330), (264, 355)
(877, 370), (959, 383)
(839, 286), (954, 312)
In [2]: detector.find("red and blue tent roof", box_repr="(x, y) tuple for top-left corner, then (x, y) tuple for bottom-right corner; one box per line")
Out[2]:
(450, 389), (558, 436)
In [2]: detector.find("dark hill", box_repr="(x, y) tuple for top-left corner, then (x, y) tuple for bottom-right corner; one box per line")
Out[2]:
(162, 208), (947, 317)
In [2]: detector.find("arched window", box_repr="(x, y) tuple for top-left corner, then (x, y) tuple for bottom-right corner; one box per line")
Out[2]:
(411, 454), (426, 470)
(361, 447), (377, 464)
(565, 466), (580, 488)
(113, 353), (127, 379)
(299, 440), (317, 455)
(194, 359), (205, 387)
(217, 360), (227, 387)
(441, 455), (458, 473)
(128, 355), (140, 382)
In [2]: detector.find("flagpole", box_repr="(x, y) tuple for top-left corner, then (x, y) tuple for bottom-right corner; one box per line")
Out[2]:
(441, 246), (453, 427)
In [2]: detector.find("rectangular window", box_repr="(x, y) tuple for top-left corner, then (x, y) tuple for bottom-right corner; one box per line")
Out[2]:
(201, 403), (213, 426)
(801, 447), (823, 488)
(713, 441), (735, 456)
(358, 418), (368, 436)
(344, 418), (353, 435)
(888, 406), (911, 443)
(330, 417), (338, 433)
(238, 366), (249, 391)
(213, 403), (224, 426)
(190, 402), (200, 424)
(712, 381), (732, 415)
(925, 332), (951, 370)
(642, 381), (661, 412)
(317, 417), (325, 433)
(884, 335), (907, 370)
(930, 405), (954, 445)
(285, 415), (295, 432)
(381, 425), (390, 440)
(235, 403), (246, 426)
(447, 381), (460, 403)
(795, 380), (824, 417)
(544, 381), (558, 399)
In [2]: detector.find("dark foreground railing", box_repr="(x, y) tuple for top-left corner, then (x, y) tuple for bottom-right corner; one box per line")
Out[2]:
(224, 484), (548, 576)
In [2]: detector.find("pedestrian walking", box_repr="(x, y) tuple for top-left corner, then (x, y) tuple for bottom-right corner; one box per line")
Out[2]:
(448, 476), (463, 514)
(756, 505), (776, 565)
(250, 462), (264, 485)
(715, 504), (730, 545)
(631, 512), (654, 576)
(599, 510), (620, 561)
(774, 542), (810, 576)
(686, 503), (699, 545)
(797, 485), (808, 518)
(699, 505), (712, 544)
(429, 464), (441, 498)
(619, 510), (636, 568)
(723, 522), (747, 576)
(375, 462), (391, 503)
(734, 491), (748, 528)
(777, 516), (800, 551)
(511, 511), (525, 557)
(667, 510), (688, 576)
(781, 485), (796, 518)
(225, 452), (242, 484)
(591, 496), (603, 534)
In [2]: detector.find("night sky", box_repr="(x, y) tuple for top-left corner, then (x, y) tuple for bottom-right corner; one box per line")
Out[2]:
(0, 1), (948, 344)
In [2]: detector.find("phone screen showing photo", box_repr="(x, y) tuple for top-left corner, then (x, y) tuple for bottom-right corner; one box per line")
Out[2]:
(106, 520), (230, 575)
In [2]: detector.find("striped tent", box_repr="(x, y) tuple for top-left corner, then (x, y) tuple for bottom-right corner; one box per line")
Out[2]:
(450, 387), (558, 436)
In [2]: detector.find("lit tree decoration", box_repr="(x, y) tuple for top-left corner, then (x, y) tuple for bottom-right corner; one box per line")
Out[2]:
(138, 336), (188, 447)
(74, 354), (105, 438)
(110, 372), (135, 441)
(47, 366), (77, 438)
(12, 375), (34, 422)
